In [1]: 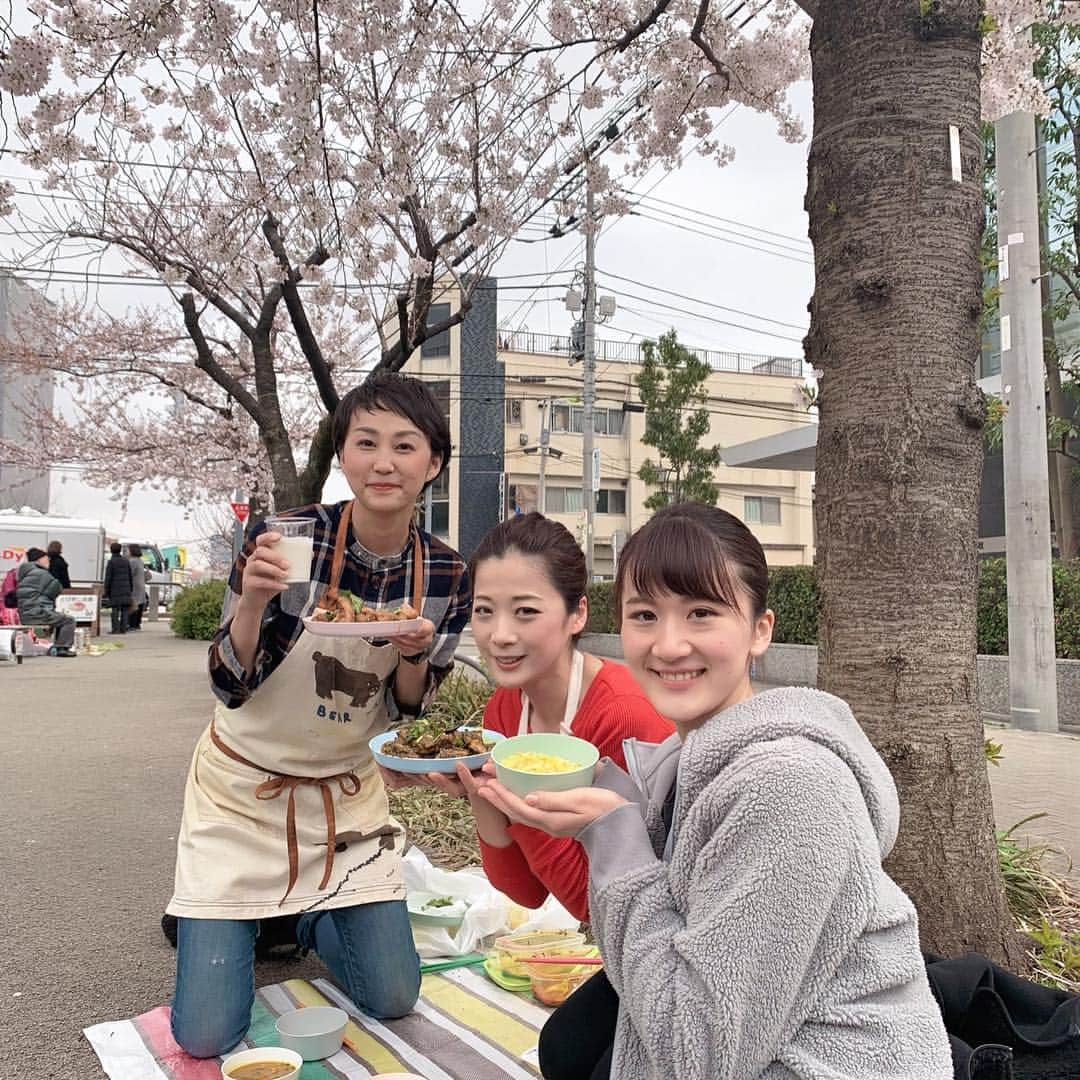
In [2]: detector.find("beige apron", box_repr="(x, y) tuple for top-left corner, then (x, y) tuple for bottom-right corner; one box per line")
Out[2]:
(168, 504), (423, 920)
(517, 649), (585, 736)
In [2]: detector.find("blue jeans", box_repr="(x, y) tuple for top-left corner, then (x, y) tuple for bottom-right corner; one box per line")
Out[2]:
(170, 902), (420, 1058)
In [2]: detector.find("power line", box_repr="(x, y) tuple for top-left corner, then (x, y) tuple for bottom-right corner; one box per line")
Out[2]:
(625, 190), (811, 248)
(598, 268), (807, 331)
(626, 199), (811, 256)
(628, 209), (814, 265)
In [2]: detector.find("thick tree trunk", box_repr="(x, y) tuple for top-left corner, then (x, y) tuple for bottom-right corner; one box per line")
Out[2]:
(806, 1), (1022, 966)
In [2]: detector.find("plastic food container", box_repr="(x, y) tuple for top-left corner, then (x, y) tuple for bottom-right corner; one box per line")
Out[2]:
(220, 1045), (302, 1079)
(274, 1005), (349, 1061)
(491, 733), (599, 798)
(491, 929), (586, 978)
(525, 963), (599, 1006)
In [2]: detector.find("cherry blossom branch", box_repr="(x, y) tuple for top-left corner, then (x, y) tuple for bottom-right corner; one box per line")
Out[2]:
(262, 213), (339, 413)
(180, 292), (261, 419)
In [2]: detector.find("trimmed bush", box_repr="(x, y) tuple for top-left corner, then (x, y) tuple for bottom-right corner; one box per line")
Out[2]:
(568, 559), (1080, 658)
(977, 558), (1009, 655)
(586, 581), (617, 634)
(171, 579), (228, 641)
(977, 558), (1080, 659)
(767, 565), (818, 645)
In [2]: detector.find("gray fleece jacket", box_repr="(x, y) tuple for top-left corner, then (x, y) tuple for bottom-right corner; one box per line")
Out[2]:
(577, 686), (953, 1080)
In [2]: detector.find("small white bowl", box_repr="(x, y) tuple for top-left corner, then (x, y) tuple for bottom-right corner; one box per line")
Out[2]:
(274, 1005), (349, 1061)
(220, 1045), (302, 1079)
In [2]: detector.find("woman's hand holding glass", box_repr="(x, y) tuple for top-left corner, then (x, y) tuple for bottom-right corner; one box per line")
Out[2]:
(237, 531), (290, 614)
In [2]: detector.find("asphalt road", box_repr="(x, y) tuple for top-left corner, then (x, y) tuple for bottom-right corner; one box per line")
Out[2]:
(1, 621), (326, 1079)
(2, 620), (1077, 1078)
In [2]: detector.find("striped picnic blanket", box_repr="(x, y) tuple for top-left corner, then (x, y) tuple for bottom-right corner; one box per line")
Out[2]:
(83, 971), (553, 1079)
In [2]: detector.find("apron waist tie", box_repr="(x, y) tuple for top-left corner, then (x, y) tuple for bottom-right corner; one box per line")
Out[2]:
(209, 720), (362, 906)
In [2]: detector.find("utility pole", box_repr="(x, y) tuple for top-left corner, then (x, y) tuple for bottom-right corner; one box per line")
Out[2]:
(582, 171), (597, 580)
(995, 109), (1058, 732)
(537, 399), (550, 515)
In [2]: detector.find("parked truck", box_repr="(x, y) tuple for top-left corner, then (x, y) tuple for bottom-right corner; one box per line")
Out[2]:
(0, 510), (187, 602)
(0, 509), (106, 584)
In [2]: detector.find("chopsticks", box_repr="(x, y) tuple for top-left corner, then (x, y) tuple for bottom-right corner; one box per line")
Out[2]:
(521, 955), (604, 966)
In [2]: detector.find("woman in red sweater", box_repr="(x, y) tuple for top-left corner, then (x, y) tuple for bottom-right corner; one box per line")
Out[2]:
(432, 513), (672, 921)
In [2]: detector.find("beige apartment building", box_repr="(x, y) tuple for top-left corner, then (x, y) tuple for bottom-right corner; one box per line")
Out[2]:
(409, 282), (815, 577)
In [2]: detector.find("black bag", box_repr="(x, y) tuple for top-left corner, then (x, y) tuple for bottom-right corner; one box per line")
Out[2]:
(3, 588), (17, 609)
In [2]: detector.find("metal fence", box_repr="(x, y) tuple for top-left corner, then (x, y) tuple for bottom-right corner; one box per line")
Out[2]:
(496, 329), (805, 378)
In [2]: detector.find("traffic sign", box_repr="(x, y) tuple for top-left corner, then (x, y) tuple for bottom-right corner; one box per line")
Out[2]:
(230, 501), (250, 524)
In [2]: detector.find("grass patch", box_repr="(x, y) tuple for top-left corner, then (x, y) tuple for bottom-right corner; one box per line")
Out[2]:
(390, 664), (493, 870)
(997, 814), (1080, 991)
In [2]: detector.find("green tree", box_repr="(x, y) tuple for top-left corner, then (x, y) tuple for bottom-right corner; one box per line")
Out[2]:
(635, 331), (721, 510)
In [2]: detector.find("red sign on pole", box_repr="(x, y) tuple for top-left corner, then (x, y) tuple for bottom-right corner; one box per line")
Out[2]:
(230, 501), (250, 524)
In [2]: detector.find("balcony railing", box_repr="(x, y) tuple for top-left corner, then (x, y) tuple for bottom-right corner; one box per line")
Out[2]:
(496, 329), (806, 379)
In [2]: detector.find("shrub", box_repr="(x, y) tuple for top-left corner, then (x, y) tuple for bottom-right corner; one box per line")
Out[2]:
(977, 558), (1009, 655)
(586, 581), (617, 634)
(171, 579), (228, 640)
(977, 558), (1080, 658)
(768, 565), (818, 645)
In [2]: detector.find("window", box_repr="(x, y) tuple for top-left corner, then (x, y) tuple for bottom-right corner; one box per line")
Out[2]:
(550, 405), (624, 435)
(421, 302), (451, 358)
(598, 410), (624, 436)
(428, 470), (450, 536)
(744, 495), (781, 525)
(505, 399), (523, 426)
(423, 379), (451, 536)
(508, 483), (538, 515)
(545, 487), (584, 513)
(595, 489), (626, 515)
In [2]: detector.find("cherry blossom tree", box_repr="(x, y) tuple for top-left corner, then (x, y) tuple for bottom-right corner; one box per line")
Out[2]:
(0, 0), (808, 511)
(1, 0), (1072, 964)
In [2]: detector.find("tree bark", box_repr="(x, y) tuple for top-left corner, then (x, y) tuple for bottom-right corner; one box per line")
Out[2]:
(806, 0), (1022, 965)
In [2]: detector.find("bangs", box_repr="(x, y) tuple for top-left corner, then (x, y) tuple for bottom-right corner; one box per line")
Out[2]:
(617, 515), (742, 612)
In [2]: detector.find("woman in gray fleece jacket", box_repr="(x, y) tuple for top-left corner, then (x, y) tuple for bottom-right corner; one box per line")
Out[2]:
(473, 503), (953, 1080)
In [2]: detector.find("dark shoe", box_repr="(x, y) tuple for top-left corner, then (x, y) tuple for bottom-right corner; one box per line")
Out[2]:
(161, 913), (178, 949)
(53, 648), (77, 657)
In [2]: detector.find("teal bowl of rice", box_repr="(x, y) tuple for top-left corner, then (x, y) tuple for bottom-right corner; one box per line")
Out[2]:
(491, 732), (599, 798)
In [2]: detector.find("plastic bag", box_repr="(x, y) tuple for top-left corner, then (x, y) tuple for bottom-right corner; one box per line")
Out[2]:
(402, 845), (579, 959)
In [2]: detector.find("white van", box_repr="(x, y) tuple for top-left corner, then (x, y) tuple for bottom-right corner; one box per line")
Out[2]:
(0, 509), (106, 585)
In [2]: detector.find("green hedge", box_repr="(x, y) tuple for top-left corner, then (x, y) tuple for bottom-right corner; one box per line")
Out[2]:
(767, 565), (818, 645)
(171, 579), (228, 641)
(978, 558), (1080, 659)
(581, 560), (1080, 658)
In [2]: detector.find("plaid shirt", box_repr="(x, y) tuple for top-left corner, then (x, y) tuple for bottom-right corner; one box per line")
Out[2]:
(208, 501), (472, 714)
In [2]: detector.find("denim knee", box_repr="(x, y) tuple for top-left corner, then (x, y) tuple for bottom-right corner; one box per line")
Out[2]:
(171, 917), (255, 1058)
(170, 999), (249, 1059)
(363, 963), (420, 1019)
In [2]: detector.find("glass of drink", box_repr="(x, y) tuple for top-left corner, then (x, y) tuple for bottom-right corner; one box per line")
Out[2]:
(265, 517), (316, 583)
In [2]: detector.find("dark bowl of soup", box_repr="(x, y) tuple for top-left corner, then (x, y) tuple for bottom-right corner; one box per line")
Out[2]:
(220, 1046), (302, 1080)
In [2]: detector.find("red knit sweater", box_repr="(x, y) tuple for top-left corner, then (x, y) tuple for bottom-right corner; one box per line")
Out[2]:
(477, 659), (674, 921)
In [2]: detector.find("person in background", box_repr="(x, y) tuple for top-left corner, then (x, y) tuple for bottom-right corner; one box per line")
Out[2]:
(16, 547), (77, 657)
(127, 543), (150, 629)
(103, 542), (134, 635)
(47, 540), (71, 589)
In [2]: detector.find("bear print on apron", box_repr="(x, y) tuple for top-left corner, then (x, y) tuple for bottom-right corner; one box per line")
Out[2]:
(168, 502), (422, 920)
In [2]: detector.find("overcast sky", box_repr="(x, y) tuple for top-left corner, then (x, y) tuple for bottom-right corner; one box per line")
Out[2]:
(2, 82), (815, 563)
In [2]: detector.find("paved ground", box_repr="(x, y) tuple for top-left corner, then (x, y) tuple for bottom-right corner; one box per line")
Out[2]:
(1, 622), (1077, 1077)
